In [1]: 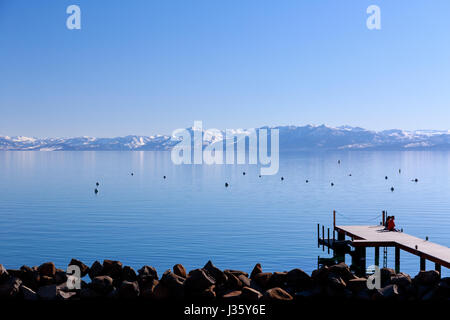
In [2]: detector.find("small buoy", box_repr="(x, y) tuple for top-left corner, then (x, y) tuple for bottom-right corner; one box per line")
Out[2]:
(131, 173), (134, 176)
(399, 169), (401, 174)
(225, 182), (229, 187)
(390, 187), (394, 192)
(306, 180), (309, 183)
(94, 188), (99, 194)
(259, 175), (261, 178)
(414, 178), (418, 183)
(385, 176), (388, 180)
(331, 182), (334, 186)
(163, 175), (166, 179)
(281, 177), (284, 181)
(338, 160), (341, 164)
(243, 172), (246, 176)
(349, 174), (352, 177)
(96, 182), (99, 186)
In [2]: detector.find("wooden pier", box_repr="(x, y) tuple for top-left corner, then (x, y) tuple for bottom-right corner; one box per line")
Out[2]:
(317, 211), (450, 276)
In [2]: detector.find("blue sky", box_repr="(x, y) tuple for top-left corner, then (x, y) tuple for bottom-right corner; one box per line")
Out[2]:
(1, 0), (450, 137)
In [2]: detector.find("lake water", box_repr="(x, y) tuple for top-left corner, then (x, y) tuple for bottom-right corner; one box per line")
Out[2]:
(0, 151), (449, 277)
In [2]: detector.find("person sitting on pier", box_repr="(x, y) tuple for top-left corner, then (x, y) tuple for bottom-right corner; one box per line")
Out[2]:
(388, 216), (398, 232)
(384, 216), (391, 230)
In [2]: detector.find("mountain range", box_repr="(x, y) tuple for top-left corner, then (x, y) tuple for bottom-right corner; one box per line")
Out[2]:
(1, 125), (450, 151)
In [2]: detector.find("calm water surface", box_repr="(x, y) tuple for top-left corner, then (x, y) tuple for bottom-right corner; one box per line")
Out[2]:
(0, 151), (449, 276)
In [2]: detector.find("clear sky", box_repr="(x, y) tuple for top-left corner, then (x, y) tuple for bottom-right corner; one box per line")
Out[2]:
(1, 0), (450, 137)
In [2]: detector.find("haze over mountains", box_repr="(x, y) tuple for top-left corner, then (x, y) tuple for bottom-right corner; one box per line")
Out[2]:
(1, 125), (450, 151)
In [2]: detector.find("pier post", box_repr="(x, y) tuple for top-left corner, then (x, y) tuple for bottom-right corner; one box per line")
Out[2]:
(435, 263), (441, 276)
(336, 231), (346, 263)
(395, 247), (400, 273)
(374, 247), (380, 267)
(322, 225), (325, 251)
(317, 224), (320, 248)
(420, 257), (426, 271)
(382, 211), (385, 225)
(327, 228), (330, 254)
(353, 247), (366, 277)
(333, 210), (336, 229)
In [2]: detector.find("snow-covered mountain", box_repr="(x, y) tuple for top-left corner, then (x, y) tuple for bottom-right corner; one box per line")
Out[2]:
(1, 125), (450, 151)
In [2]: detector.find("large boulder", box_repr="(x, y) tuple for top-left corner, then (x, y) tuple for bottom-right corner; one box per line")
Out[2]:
(122, 266), (137, 282)
(241, 286), (262, 300)
(19, 265), (40, 290)
(221, 290), (242, 300)
(152, 282), (170, 300)
(173, 264), (186, 278)
(253, 272), (273, 289)
(69, 259), (90, 277)
(380, 268), (396, 286)
(38, 262), (56, 278)
(37, 284), (58, 300)
(119, 280), (140, 299)
(311, 266), (329, 284)
(263, 287), (293, 301)
(204, 261), (227, 284)
(224, 270), (249, 278)
(20, 285), (38, 301)
(347, 277), (368, 292)
(138, 265), (158, 283)
(91, 275), (114, 294)
(268, 272), (287, 288)
(390, 272), (412, 289)
(88, 261), (104, 280)
(55, 269), (68, 284)
(286, 268), (311, 289)
(184, 269), (215, 292)
(161, 270), (185, 298)
(102, 260), (123, 279)
(327, 273), (347, 291)
(374, 284), (399, 300)
(0, 277), (21, 298)
(224, 271), (243, 290)
(414, 270), (440, 287)
(0, 264), (9, 283)
(140, 279), (159, 299)
(250, 263), (262, 279)
(238, 274), (251, 287)
(328, 263), (355, 282)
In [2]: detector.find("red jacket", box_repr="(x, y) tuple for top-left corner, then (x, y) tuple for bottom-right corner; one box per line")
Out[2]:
(388, 219), (395, 231)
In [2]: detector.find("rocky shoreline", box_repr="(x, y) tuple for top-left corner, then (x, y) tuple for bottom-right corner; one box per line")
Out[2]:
(0, 260), (449, 301)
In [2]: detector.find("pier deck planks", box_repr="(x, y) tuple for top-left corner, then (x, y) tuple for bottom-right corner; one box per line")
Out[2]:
(335, 225), (450, 268)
